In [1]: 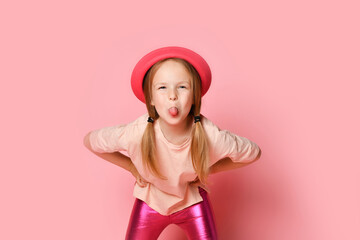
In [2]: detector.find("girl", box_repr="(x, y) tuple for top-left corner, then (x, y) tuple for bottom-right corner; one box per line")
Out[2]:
(83, 46), (261, 240)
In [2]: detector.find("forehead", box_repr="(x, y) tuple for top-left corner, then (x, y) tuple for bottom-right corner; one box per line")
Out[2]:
(152, 59), (192, 84)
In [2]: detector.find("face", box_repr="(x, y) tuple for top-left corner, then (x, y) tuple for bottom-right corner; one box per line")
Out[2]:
(151, 59), (193, 127)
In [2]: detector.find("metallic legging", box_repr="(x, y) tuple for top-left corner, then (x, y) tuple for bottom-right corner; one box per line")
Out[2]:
(125, 187), (218, 240)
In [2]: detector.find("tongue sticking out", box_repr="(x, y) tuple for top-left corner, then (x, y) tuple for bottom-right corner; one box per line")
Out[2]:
(169, 107), (178, 117)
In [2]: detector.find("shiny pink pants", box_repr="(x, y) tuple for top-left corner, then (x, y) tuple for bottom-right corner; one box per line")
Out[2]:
(125, 187), (218, 240)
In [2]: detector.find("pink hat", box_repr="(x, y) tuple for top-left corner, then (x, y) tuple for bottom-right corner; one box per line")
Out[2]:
(131, 46), (212, 103)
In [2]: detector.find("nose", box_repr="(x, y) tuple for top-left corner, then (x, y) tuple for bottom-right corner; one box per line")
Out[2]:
(168, 88), (178, 101)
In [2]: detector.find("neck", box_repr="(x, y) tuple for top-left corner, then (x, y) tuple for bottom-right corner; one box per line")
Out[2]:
(158, 115), (194, 144)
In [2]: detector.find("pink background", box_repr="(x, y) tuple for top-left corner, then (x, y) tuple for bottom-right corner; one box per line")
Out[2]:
(1, 0), (359, 239)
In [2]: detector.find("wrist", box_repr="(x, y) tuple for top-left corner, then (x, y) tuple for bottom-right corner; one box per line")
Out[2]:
(128, 162), (136, 175)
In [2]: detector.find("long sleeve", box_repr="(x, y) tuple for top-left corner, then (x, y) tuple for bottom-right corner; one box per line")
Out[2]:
(202, 117), (261, 165)
(214, 129), (260, 163)
(89, 124), (129, 153)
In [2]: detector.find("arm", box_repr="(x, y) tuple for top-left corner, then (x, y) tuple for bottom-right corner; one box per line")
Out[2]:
(83, 132), (148, 187)
(190, 150), (261, 189)
(83, 132), (133, 171)
(209, 148), (262, 175)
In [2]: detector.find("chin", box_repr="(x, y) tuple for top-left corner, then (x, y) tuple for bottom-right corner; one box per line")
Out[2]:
(160, 115), (184, 125)
(164, 118), (182, 125)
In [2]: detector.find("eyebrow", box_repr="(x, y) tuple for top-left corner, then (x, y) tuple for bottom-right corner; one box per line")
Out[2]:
(154, 81), (190, 85)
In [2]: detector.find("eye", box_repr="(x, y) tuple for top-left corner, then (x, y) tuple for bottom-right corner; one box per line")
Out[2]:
(179, 85), (187, 89)
(158, 86), (166, 89)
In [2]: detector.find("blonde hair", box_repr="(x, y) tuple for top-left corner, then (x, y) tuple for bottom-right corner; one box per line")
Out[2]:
(141, 58), (210, 184)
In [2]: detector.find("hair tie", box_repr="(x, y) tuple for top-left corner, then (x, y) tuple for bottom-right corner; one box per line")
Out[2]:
(194, 116), (201, 123)
(147, 117), (154, 123)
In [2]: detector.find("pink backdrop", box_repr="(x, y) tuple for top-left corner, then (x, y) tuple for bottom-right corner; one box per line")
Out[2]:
(1, 0), (359, 239)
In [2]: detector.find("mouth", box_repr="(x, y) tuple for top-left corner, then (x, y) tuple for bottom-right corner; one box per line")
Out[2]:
(168, 107), (179, 117)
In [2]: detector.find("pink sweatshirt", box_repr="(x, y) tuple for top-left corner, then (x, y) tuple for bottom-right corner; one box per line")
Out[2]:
(89, 113), (260, 215)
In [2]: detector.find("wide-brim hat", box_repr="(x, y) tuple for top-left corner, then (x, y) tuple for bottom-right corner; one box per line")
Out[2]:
(131, 46), (212, 103)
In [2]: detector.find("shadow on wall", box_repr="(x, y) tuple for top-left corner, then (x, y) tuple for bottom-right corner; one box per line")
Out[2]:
(157, 158), (301, 239)
(209, 164), (301, 239)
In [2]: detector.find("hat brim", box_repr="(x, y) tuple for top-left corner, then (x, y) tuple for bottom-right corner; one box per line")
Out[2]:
(131, 46), (211, 103)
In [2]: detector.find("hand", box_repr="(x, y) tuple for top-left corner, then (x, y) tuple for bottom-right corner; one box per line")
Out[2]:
(129, 163), (148, 188)
(190, 176), (200, 185)
(189, 176), (211, 192)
